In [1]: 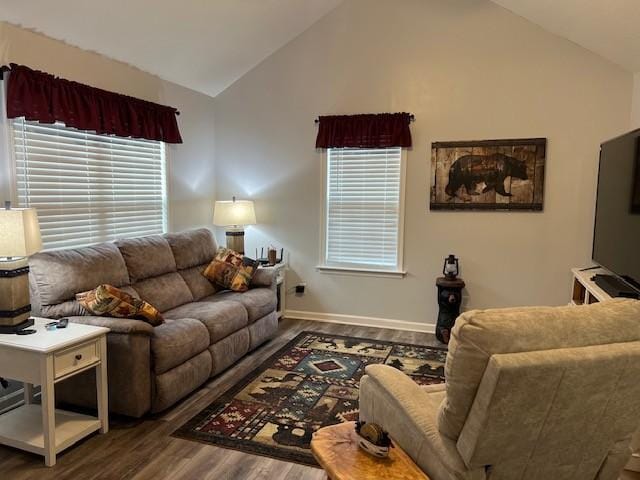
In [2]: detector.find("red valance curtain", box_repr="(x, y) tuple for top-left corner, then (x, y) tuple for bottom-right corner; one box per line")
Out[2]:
(315, 112), (412, 149)
(6, 64), (182, 143)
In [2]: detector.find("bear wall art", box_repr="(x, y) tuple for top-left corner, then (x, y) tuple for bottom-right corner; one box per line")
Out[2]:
(430, 138), (546, 211)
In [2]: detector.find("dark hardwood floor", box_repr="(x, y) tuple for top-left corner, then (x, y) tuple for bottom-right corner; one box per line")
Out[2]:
(0, 318), (442, 480)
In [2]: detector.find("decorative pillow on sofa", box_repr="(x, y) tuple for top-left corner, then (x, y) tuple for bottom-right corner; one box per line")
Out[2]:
(203, 247), (259, 292)
(76, 284), (164, 326)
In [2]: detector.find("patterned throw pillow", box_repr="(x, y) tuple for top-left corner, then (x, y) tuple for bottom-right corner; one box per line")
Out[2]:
(203, 247), (259, 292)
(76, 284), (164, 326)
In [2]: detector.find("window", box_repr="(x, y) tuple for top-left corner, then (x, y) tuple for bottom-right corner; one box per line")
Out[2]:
(11, 119), (167, 250)
(320, 147), (406, 275)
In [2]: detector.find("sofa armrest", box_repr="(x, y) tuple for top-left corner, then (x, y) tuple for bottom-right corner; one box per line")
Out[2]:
(56, 324), (152, 417)
(251, 267), (277, 290)
(67, 316), (154, 336)
(360, 365), (484, 480)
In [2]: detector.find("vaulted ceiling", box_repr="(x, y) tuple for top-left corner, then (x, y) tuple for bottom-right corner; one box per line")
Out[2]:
(0, 0), (343, 97)
(0, 0), (638, 99)
(491, 0), (640, 72)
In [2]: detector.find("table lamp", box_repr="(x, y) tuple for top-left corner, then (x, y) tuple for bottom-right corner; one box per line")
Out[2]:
(213, 197), (256, 254)
(0, 202), (42, 331)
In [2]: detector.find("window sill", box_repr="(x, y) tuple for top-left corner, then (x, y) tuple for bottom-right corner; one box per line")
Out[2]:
(316, 265), (407, 278)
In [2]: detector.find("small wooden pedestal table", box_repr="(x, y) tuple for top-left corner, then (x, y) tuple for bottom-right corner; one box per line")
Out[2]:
(0, 318), (109, 466)
(311, 421), (429, 480)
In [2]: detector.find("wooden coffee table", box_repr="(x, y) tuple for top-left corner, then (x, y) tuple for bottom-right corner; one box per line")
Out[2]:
(311, 421), (429, 480)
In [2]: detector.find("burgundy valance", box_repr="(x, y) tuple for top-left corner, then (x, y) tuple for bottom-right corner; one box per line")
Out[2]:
(6, 64), (182, 143)
(315, 112), (412, 149)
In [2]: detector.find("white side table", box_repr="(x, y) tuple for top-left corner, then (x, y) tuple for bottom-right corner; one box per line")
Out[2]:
(0, 318), (109, 466)
(259, 262), (286, 319)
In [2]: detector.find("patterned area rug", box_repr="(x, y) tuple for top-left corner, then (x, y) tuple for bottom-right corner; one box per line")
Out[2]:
(173, 331), (447, 466)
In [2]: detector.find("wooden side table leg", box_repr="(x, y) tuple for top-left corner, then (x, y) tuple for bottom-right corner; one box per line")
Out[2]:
(40, 355), (56, 467)
(96, 336), (109, 434)
(23, 383), (34, 405)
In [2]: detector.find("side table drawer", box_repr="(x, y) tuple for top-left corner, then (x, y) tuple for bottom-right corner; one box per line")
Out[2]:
(54, 340), (99, 379)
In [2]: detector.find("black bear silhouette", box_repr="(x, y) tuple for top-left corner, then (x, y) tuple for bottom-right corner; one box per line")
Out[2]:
(445, 153), (528, 198)
(272, 424), (313, 448)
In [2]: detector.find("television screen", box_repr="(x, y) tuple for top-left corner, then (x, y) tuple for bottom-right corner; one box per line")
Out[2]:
(593, 129), (640, 289)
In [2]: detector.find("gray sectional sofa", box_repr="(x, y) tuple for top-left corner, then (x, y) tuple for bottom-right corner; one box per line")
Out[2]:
(28, 228), (278, 417)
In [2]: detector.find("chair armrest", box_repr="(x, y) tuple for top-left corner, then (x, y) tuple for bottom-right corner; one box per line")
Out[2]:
(67, 316), (154, 336)
(251, 267), (277, 290)
(361, 364), (441, 430)
(360, 365), (483, 479)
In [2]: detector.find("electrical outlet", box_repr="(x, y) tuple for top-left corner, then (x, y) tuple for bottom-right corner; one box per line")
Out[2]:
(295, 283), (306, 294)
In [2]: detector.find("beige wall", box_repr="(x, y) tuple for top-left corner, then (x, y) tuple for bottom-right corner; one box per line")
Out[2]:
(0, 21), (216, 232)
(632, 73), (640, 129)
(213, 0), (632, 328)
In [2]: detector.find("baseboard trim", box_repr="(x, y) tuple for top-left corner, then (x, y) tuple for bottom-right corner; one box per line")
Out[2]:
(284, 309), (435, 334)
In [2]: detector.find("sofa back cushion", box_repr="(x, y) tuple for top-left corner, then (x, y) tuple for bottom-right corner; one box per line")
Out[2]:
(30, 229), (217, 317)
(178, 265), (218, 301)
(165, 228), (218, 301)
(165, 228), (217, 270)
(116, 235), (194, 312)
(116, 235), (177, 282)
(132, 273), (193, 313)
(439, 299), (640, 441)
(29, 242), (130, 308)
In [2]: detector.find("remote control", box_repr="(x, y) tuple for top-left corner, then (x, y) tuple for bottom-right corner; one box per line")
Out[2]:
(16, 329), (36, 335)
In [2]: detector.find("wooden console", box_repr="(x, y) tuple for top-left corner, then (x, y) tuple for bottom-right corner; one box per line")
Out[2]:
(570, 267), (616, 305)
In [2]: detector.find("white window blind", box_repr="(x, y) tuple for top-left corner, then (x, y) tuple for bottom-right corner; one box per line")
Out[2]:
(325, 147), (404, 270)
(12, 119), (167, 250)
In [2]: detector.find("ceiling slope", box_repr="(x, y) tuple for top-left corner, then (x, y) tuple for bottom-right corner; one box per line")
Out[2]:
(0, 0), (343, 97)
(491, 0), (640, 72)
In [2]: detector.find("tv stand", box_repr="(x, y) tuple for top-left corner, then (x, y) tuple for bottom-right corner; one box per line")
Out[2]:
(591, 274), (640, 299)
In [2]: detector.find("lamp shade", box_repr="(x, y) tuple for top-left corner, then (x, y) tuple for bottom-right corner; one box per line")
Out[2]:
(213, 200), (256, 227)
(0, 208), (43, 257)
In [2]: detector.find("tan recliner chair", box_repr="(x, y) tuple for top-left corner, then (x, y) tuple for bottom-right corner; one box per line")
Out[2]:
(359, 299), (640, 480)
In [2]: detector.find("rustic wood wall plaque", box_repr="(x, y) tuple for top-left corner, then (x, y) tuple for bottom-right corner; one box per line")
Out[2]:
(430, 138), (546, 211)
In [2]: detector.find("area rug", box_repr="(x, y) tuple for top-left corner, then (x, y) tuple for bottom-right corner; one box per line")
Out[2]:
(173, 331), (447, 466)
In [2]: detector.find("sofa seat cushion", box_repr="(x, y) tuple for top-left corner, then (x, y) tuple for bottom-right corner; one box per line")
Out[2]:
(151, 318), (210, 374)
(421, 383), (447, 400)
(163, 300), (248, 343)
(202, 288), (276, 323)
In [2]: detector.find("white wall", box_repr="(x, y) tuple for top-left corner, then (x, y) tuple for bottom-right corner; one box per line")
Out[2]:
(0, 21), (216, 232)
(632, 73), (640, 129)
(213, 0), (632, 329)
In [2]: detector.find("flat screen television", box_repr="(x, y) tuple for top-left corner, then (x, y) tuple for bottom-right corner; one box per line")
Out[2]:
(592, 128), (640, 297)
